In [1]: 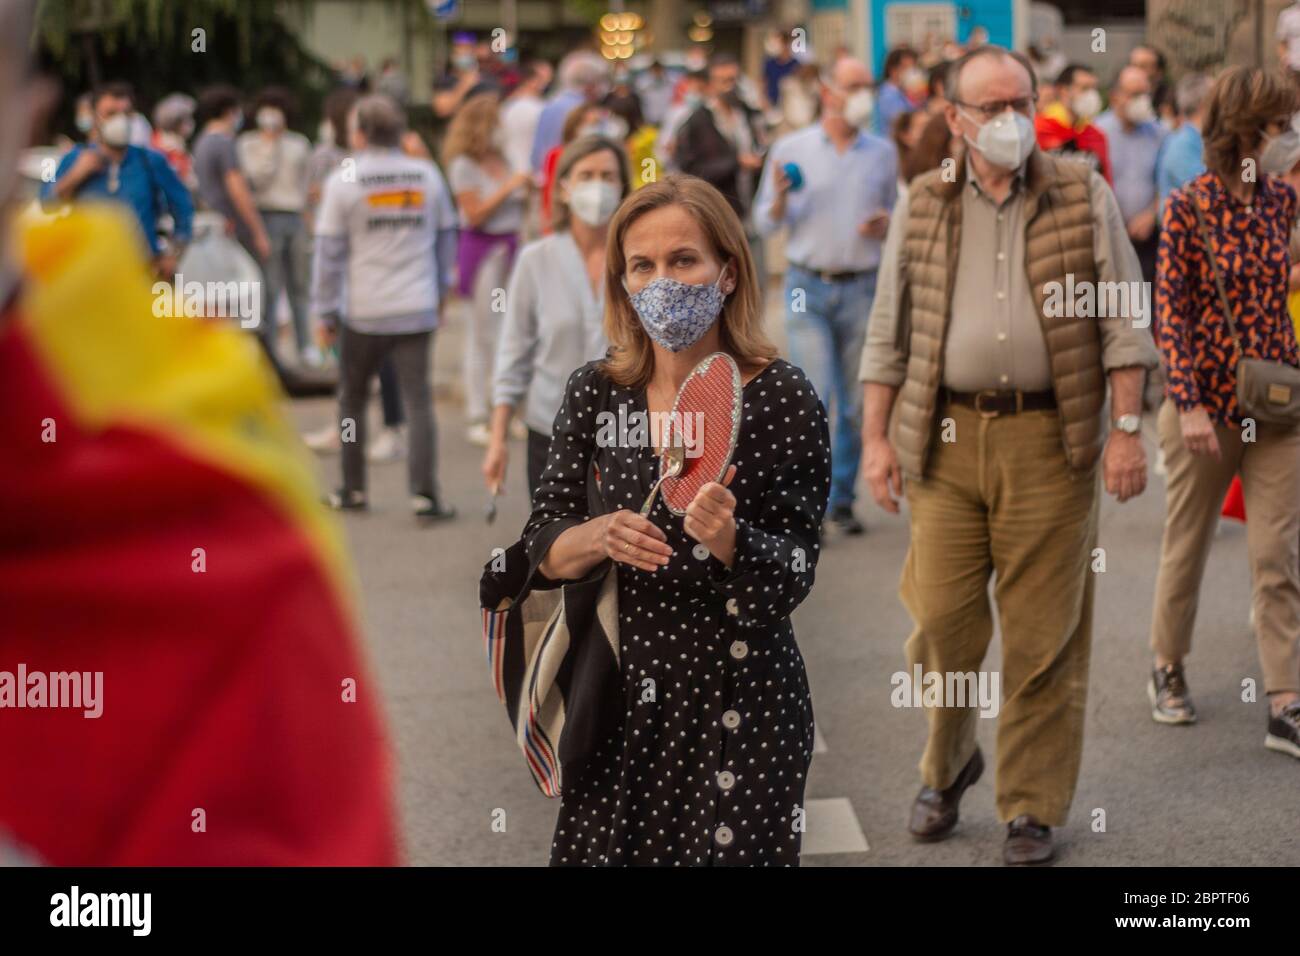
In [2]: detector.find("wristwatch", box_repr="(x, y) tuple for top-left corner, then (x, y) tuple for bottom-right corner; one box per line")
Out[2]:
(1112, 414), (1141, 435)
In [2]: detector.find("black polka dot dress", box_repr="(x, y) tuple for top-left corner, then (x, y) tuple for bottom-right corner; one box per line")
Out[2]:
(521, 359), (832, 866)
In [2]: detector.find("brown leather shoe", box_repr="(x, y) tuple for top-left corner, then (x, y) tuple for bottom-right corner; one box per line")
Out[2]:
(1003, 814), (1054, 865)
(908, 748), (984, 841)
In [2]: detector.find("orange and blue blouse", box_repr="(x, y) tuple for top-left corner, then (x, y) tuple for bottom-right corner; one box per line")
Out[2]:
(1156, 171), (1300, 427)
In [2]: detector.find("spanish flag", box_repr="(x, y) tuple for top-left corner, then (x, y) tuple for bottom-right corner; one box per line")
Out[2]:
(0, 207), (398, 865)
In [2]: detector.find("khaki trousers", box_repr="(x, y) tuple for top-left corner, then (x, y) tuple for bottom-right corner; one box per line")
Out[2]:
(900, 403), (1099, 826)
(1149, 400), (1300, 693)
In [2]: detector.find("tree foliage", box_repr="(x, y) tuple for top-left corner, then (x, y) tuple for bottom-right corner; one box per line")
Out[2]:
(32, 0), (335, 127)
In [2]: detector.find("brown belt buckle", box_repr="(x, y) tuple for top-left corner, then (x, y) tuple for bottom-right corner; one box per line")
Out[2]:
(974, 389), (1001, 419)
(974, 389), (1024, 418)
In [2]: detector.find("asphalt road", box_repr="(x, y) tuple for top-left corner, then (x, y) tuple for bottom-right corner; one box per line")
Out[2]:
(285, 295), (1300, 867)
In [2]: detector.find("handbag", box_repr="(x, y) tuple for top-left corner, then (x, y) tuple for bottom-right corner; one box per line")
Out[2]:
(478, 408), (621, 798)
(1192, 196), (1300, 425)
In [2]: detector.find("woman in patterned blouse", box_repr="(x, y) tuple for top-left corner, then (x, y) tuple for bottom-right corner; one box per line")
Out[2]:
(1150, 67), (1300, 758)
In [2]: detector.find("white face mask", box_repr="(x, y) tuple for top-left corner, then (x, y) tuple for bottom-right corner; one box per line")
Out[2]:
(1070, 89), (1102, 123)
(842, 89), (875, 128)
(99, 112), (131, 148)
(256, 107), (285, 132)
(1260, 125), (1300, 175)
(1124, 93), (1155, 125)
(960, 107), (1036, 171)
(567, 179), (622, 226)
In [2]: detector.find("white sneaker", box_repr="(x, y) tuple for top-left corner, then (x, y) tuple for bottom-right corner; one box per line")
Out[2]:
(367, 425), (406, 462)
(303, 423), (341, 453)
(466, 422), (492, 447)
(300, 344), (324, 368)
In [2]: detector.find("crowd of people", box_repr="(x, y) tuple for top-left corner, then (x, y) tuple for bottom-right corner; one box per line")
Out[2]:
(17, 13), (1300, 870)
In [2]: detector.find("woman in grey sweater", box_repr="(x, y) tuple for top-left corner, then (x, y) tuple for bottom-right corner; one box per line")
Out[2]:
(482, 135), (631, 497)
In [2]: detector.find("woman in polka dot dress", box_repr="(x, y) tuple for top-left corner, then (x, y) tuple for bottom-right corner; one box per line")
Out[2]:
(520, 175), (831, 865)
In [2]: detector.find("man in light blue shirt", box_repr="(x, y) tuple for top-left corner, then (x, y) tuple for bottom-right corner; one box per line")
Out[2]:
(529, 51), (608, 171)
(1095, 65), (1166, 282)
(874, 46), (918, 137)
(1156, 72), (1212, 216)
(754, 56), (898, 535)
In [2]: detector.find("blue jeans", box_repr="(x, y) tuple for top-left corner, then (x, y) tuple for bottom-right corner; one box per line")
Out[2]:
(783, 265), (877, 511)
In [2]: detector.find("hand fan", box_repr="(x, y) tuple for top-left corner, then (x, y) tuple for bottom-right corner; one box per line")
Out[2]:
(656, 352), (742, 517)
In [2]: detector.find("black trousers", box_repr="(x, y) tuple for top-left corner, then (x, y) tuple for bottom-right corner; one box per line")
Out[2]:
(1133, 232), (1158, 287)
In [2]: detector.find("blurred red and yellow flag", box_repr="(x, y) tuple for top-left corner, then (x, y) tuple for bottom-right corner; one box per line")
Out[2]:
(0, 207), (398, 865)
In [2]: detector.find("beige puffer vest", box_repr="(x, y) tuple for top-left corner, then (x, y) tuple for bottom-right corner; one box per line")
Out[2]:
(893, 150), (1103, 478)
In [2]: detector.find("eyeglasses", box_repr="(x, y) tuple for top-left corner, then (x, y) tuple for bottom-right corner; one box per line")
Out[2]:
(954, 97), (1035, 121)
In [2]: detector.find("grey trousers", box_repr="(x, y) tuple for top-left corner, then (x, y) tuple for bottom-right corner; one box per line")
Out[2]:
(338, 324), (438, 500)
(261, 210), (310, 355)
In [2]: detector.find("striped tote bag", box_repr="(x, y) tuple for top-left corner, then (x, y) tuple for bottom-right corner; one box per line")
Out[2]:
(479, 537), (621, 797)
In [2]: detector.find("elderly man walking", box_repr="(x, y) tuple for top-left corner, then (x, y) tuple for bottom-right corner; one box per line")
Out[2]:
(312, 94), (459, 521)
(860, 46), (1159, 864)
(754, 56), (897, 534)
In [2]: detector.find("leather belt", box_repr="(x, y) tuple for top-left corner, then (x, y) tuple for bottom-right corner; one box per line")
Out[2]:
(942, 388), (1057, 418)
(790, 262), (868, 283)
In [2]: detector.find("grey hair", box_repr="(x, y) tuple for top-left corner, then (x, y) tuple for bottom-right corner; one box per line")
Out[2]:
(946, 44), (1038, 103)
(1175, 72), (1213, 118)
(351, 93), (405, 148)
(153, 93), (196, 132)
(558, 50), (609, 92)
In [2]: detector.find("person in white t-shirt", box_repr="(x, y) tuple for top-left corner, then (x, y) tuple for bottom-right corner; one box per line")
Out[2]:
(1279, 1), (1300, 77)
(311, 94), (459, 522)
(500, 60), (552, 173)
(238, 87), (315, 366)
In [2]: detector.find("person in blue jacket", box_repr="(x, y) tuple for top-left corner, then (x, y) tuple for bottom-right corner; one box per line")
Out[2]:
(43, 81), (194, 277)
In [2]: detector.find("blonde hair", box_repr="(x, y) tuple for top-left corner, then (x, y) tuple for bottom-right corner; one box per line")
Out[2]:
(441, 92), (500, 165)
(600, 174), (777, 390)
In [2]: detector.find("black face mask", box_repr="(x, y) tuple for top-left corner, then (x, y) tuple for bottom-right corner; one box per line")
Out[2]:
(723, 90), (744, 110)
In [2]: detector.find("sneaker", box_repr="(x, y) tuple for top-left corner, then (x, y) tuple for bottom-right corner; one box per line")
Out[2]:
(411, 495), (456, 522)
(827, 504), (865, 536)
(303, 423), (341, 453)
(509, 418), (529, 441)
(325, 489), (367, 511)
(1265, 701), (1300, 759)
(300, 343), (324, 368)
(367, 425), (405, 462)
(1149, 662), (1197, 724)
(466, 422), (492, 447)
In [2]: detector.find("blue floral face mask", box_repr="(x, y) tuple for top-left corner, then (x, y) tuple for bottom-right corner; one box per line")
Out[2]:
(624, 265), (729, 352)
